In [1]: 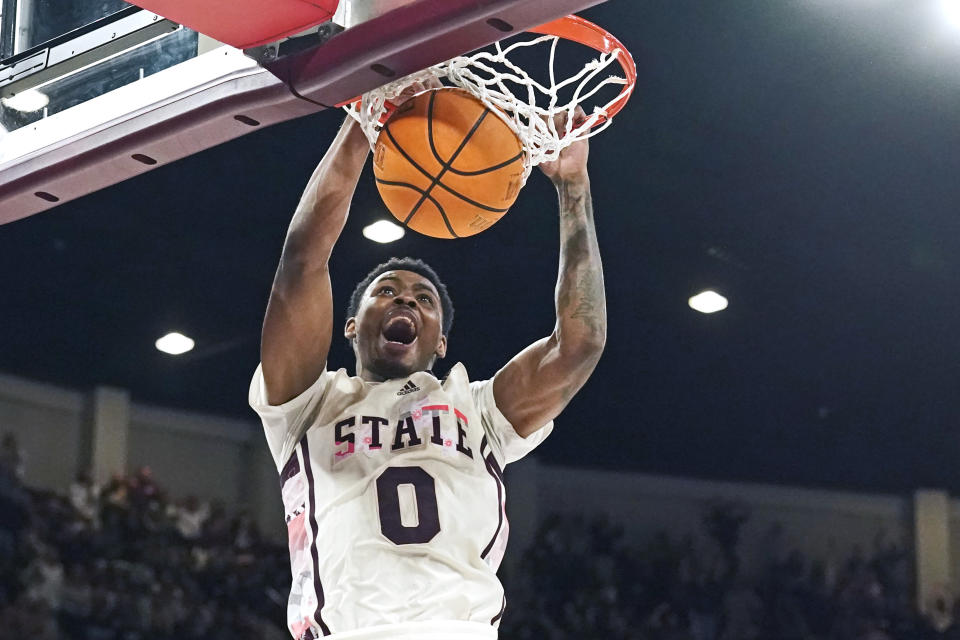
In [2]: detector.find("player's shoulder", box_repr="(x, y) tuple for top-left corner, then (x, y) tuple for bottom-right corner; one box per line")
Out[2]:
(438, 362), (490, 392)
(326, 366), (366, 390)
(275, 366), (364, 409)
(442, 362), (470, 385)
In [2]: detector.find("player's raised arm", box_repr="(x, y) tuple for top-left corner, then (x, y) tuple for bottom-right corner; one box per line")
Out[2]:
(260, 117), (370, 405)
(492, 108), (606, 437)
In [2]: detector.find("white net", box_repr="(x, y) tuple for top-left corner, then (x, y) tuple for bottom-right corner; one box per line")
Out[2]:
(345, 31), (631, 183)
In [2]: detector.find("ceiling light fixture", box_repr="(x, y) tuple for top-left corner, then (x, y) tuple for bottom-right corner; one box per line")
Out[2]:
(1, 89), (50, 113)
(945, 0), (960, 28)
(688, 290), (728, 314)
(363, 219), (405, 243)
(155, 332), (195, 355)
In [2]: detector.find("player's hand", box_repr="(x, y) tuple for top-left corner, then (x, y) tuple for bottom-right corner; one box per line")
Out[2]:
(380, 77), (445, 127)
(539, 106), (590, 184)
(396, 76), (445, 103)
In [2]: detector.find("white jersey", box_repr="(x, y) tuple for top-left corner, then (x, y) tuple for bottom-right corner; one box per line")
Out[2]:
(249, 362), (552, 639)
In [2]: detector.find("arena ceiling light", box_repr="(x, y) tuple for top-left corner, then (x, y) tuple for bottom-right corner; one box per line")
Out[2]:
(155, 332), (195, 355)
(363, 219), (405, 243)
(688, 290), (729, 314)
(944, 0), (960, 28)
(0, 89), (50, 113)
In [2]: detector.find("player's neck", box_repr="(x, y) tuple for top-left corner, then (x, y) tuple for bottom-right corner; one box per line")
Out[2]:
(355, 361), (433, 383)
(355, 361), (401, 383)
(357, 368), (388, 383)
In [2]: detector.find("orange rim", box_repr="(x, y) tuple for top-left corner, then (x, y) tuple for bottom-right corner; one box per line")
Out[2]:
(527, 15), (636, 127)
(339, 14), (636, 126)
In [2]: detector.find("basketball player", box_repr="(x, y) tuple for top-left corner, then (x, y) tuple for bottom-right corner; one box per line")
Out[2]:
(249, 101), (605, 639)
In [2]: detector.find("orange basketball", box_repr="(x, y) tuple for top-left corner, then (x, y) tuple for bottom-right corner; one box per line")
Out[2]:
(372, 88), (525, 239)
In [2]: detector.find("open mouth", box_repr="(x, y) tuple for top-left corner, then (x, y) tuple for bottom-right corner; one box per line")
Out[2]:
(382, 315), (417, 345)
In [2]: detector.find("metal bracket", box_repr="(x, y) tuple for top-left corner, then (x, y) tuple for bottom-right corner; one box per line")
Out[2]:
(243, 20), (344, 66)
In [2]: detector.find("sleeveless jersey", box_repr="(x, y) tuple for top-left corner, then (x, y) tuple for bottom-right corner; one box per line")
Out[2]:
(248, 363), (552, 639)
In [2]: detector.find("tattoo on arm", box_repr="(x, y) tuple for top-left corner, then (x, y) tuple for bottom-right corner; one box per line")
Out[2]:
(555, 180), (606, 342)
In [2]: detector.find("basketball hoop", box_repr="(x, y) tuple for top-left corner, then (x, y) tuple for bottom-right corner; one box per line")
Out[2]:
(343, 15), (636, 182)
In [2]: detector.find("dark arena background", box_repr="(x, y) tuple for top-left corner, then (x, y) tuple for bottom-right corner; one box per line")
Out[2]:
(2, 0), (960, 638)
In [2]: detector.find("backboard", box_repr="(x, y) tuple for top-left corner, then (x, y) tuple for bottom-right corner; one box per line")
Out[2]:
(0, 0), (608, 225)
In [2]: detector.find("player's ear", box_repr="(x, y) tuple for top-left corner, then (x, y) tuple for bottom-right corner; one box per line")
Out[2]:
(435, 334), (447, 359)
(344, 317), (357, 341)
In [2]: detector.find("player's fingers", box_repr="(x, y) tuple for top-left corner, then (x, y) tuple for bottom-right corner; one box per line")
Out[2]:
(551, 110), (568, 130)
(572, 105), (588, 127)
(422, 76), (444, 90)
(551, 107), (588, 131)
(397, 81), (426, 101)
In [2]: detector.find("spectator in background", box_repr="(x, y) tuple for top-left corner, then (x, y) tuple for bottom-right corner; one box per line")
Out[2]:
(129, 465), (163, 525)
(0, 466), (291, 640)
(175, 494), (209, 542)
(202, 499), (231, 547)
(499, 504), (934, 640)
(0, 440), (29, 610)
(58, 563), (92, 631)
(24, 544), (63, 612)
(232, 511), (260, 552)
(0, 594), (58, 640)
(925, 594), (960, 639)
(69, 471), (100, 527)
(0, 433), (24, 481)
(721, 578), (762, 640)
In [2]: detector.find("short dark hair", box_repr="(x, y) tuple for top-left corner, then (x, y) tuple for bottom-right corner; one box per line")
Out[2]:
(347, 257), (454, 336)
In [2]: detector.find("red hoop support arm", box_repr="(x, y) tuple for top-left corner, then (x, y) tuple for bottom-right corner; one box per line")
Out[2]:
(125, 0), (341, 50)
(264, 0), (608, 109)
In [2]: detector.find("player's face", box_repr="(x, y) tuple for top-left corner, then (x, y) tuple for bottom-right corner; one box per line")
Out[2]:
(345, 270), (447, 381)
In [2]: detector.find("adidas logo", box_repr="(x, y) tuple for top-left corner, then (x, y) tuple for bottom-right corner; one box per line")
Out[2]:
(396, 380), (420, 396)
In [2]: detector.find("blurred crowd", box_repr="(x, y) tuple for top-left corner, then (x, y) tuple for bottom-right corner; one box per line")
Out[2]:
(0, 434), (288, 640)
(2, 430), (959, 640)
(500, 505), (955, 640)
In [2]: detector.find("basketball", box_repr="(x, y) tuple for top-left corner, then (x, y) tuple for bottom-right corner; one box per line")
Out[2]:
(372, 87), (526, 239)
